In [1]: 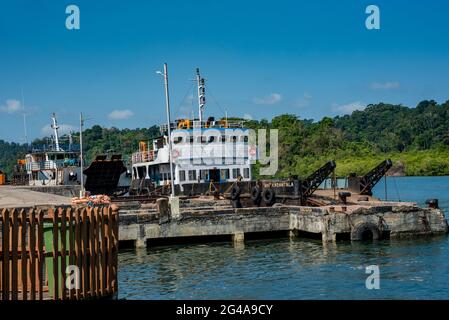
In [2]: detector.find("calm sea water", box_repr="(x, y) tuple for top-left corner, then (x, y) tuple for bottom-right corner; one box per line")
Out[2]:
(118, 176), (449, 299)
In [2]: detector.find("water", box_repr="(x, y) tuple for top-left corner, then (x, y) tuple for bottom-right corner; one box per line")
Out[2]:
(118, 176), (449, 299)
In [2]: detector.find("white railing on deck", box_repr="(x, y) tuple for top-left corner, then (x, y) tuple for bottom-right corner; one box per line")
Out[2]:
(132, 151), (155, 164)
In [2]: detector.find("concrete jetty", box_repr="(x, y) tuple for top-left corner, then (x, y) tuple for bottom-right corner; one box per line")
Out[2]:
(118, 198), (449, 247)
(0, 186), (71, 208)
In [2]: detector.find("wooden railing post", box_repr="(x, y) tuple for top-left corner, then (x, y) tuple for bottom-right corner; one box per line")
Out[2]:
(1, 205), (116, 301)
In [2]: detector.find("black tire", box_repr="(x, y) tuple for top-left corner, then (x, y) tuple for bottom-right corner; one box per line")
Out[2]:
(262, 188), (276, 206)
(350, 222), (381, 241)
(250, 186), (262, 205)
(230, 185), (241, 200)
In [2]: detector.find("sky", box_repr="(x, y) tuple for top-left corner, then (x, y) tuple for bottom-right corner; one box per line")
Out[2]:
(1, 0), (449, 143)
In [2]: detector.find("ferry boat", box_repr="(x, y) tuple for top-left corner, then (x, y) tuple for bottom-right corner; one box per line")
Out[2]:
(131, 68), (256, 194)
(25, 114), (82, 186)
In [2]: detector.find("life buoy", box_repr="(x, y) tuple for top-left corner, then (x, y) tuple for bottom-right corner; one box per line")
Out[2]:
(251, 186), (262, 205)
(351, 222), (381, 241)
(262, 188), (276, 206)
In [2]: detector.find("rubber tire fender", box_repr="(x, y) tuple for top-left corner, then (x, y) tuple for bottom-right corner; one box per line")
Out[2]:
(250, 186), (262, 205)
(262, 188), (276, 206)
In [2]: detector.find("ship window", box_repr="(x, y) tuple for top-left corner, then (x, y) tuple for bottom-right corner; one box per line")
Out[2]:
(188, 170), (197, 181)
(232, 168), (241, 179)
(243, 168), (250, 178)
(200, 170), (208, 180)
(220, 135), (226, 142)
(174, 136), (183, 144)
(179, 170), (186, 182)
(189, 136), (194, 143)
(137, 166), (146, 179)
(208, 136), (215, 143)
(232, 136), (237, 142)
(242, 136), (248, 142)
(220, 169), (230, 180)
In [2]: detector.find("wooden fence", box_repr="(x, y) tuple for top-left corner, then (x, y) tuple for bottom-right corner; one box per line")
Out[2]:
(0, 206), (118, 300)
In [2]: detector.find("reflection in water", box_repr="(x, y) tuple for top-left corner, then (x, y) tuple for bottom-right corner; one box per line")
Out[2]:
(119, 236), (449, 299)
(119, 177), (449, 299)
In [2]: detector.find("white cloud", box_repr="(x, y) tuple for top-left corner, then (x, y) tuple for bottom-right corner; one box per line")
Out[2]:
(41, 124), (77, 136)
(0, 99), (22, 114)
(370, 82), (400, 90)
(253, 93), (282, 105)
(107, 109), (134, 120)
(296, 92), (312, 108)
(243, 113), (253, 120)
(332, 101), (366, 114)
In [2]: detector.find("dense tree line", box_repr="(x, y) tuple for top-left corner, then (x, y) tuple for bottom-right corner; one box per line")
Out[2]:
(1, 100), (449, 179)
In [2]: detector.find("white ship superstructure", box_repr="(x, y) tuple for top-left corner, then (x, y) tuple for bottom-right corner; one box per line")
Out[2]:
(131, 68), (255, 191)
(25, 113), (81, 186)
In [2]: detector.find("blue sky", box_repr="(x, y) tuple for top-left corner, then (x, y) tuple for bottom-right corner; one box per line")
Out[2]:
(1, 0), (449, 142)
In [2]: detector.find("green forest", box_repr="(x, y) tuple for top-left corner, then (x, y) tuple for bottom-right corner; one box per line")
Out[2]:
(1, 100), (449, 179)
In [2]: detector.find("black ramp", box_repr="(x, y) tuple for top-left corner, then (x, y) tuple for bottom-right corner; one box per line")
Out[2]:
(84, 154), (126, 195)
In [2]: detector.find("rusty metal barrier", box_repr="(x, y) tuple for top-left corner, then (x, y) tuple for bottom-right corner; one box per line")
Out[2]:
(0, 205), (118, 300)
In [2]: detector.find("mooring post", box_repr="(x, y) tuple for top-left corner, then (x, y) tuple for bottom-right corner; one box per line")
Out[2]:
(169, 196), (180, 220)
(232, 232), (245, 244)
(157, 198), (170, 223)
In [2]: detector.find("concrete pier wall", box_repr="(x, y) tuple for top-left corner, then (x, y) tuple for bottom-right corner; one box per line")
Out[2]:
(118, 200), (448, 248)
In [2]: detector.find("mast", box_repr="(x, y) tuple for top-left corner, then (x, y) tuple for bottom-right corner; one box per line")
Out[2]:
(158, 63), (176, 197)
(79, 113), (85, 197)
(51, 113), (61, 152)
(196, 68), (206, 125)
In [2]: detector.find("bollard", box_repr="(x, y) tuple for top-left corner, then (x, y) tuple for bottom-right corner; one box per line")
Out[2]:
(425, 198), (439, 209)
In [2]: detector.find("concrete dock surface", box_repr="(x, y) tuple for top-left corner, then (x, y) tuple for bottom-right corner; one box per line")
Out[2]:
(0, 186), (71, 208)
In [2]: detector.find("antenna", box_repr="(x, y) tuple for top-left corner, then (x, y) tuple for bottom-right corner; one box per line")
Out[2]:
(51, 113), (61, 152)
(196, 68), (206, 124)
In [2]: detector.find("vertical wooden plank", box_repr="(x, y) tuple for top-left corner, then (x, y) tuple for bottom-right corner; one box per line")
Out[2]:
(95, 207), (101, 297)
(11, 209), (19, 300)
(89, 207), (96, 297)
(68, 208), (75, 300)
(51, 208), (59, 300)
(37, 209), (44, 300)
(0, 210), (2, 299)
(112, 205), (119, 295)
(60, 207), (67, 300)
(75, 208), (81, 300)
(106, 207), (113, 295)
(29, 209), (36, 300)
(81, 208), (88, 298)
(20, 209), (28, 300)
(2, 209), (10, 300)
(100, 207), (106, 297)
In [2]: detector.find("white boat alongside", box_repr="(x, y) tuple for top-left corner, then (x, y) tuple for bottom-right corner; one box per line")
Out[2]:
(25, 113), (82, 186)
(131, 68), (256, 193)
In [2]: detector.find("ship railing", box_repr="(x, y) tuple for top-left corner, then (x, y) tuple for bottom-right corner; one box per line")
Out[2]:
(26, 160), (79, 171)
(132, 151), (155, 164)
